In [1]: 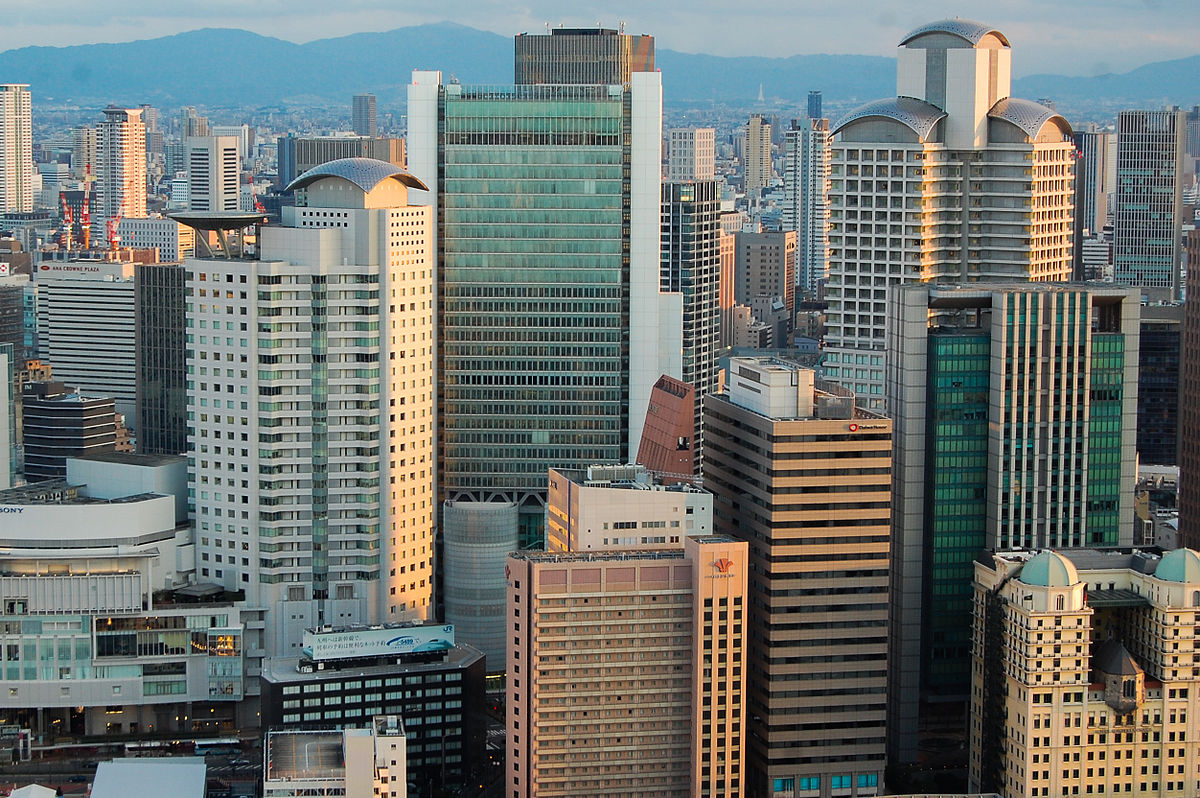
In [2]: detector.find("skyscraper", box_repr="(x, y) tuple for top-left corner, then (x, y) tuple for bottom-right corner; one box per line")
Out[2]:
(94, 106), (146, 241)
(185, 158), (435, 656)
(408, 69), (680, 544)
(186, 135), (241, 212)
(822, 19), (1075, 407)
(783, 117), (830, 294)
(704, 358), (891, 798)
(743, 114), (772, 195)
(667, 128), (715, 182)
(513, 27), (654, 85)
(352, 93), (377, 137)
(662, 180), (721, 474)
(807, 90), (822, 120)
(0, 84), (32, 213)
(71, 125), (97, 183)
(1113, 109), (1186, 295)
(735, 229), (795, 318)
(1073, 125), (1115, 237)
(887, 282), (1140, 765)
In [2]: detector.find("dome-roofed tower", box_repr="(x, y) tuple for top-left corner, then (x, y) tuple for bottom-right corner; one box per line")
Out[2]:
(896, 17), (1013, 148)
(1018, 551), (1080, 588)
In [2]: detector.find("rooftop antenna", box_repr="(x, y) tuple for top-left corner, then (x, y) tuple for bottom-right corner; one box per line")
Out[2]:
(620, 20), (626, 33)
(545, 22), (551, 33)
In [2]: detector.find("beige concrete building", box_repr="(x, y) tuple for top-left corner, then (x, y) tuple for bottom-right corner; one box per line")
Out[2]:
(95, 106), (147, 240)
(507, 535), (747, 797)
(704, 357), (890, 798)
(971, 548), (1200, 798)
(669, 128), (716, 182)
(546, 464), (712, 552)
(744, 115), (772, 195)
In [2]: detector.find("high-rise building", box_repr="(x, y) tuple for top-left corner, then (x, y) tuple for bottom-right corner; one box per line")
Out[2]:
(135, 262), (186, 455)
(970, 548), (1200, 797)
(667, 128), (715, 182)
(35, 261), (137, 423)
(281, 136), (406, 187)
(719, 228), (736, 349)
(783, 117), (830, 294)
(186, 135), (241, 212)
(71, 125), (96, 183)
(662, 179), (721, 472)
(352, 93), (377, 137)
(117, 216), (195, 262)
(735, 229), (795, 319)
(1073, 126), (1115, 238)
(507, 535), (746, 798)
(823, 19), (1075, 407)
(184, 158), (435, 656)
(743, 114), (772, 195)
(887, 282), (1140, 765)
(441, 500), (518, 671)
(1113, 109), (1186, 295)
(513, 27), (654, 85)
(22, 381), (116, 479)
(94, 106), (146, 241)
(408, 69), (681, 545)
(0, 84), (33, 213)
(179, 106), (208, 138)
(807, 90), (822, 120)
(704, 358), (891, 798)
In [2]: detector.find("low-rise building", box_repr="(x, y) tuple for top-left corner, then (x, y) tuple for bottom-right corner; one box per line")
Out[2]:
(263, 716), (406, 798)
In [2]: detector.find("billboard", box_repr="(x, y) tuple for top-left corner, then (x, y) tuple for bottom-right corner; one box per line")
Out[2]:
(302, 624), (455, 662)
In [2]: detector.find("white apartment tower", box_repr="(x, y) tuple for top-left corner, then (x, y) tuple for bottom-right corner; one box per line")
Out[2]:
(0, 84), (32, 213)
(822, 19), (1075, 407)
(783, 117), (831, 294)
(186, 158), (435, 657)
(187, 135), (241, 212)
(95, 106), (147, 241)
(668, 127), (715, 182)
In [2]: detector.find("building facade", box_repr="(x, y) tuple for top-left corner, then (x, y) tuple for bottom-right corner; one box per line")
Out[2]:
(34, 262), (137, 423)
(971, 548), (1200, 798)
(783, 117), (830, 295)
(735, 229), (796, 319)
(507, 536), (747, 798)
(704, 358), (890, 798)
(1138, 305), (1182, 466)
(668, 128), (716, 182)
(823, 19), (1075, 407)
(185, 158), (435, 656)
(546, 463), (712, 552)
(662, 179), (722, 472)
(1113, 109), (1186, 295)
(887, 283), (1140, 765)
(22, 382), (117, 479)
(94, 107), (147, 241)
(186, 135), (241, 212)
(744, 115), (772, 195)
(117, 216), (195, 262)
(135, 262), (187, 455)
(0, 85), (32, 214)
(513, 27), (654, 86)
(407, 70), (681, 544)
(352, 94), (377, 138)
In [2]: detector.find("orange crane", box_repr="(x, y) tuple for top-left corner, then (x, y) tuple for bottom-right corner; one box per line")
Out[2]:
(59, 192), (73, 249)
(80, 192), (91, 249)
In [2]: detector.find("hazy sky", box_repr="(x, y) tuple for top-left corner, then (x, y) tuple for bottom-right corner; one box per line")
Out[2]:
(3, 0), (1196, 76)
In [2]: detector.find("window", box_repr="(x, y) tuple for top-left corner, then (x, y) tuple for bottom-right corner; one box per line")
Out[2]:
(831, 775), (851, 790)
(857, 774), (878, 788)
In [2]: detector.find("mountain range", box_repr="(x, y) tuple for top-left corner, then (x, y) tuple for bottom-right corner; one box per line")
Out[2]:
(1, 23), (1197, 118)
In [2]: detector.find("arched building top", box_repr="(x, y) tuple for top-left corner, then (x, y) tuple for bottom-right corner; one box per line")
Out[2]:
(900, 18), (1010, 49)
(285, 157), (428, 194)
(831, 97), (947, 142)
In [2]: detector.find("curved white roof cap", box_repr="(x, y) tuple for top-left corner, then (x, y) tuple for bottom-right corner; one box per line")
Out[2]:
(832, 97), (947, 141)
(900, 18), (1010, 48)
(988, 97), (1072, 139)
(285, 157), (429, 194)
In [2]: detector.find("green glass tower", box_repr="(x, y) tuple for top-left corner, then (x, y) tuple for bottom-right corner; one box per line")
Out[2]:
(886, 283), (1140, 765)
(408, 71), (680, 546)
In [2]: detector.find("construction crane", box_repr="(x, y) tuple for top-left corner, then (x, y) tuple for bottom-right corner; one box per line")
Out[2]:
(80, 192), (91, 249)
(59, 192), (73, 250)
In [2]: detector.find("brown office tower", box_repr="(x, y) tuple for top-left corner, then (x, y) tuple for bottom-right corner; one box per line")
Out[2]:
(507, 535), (747, 797)
(1180, 227), (1200, 548)
(637, 374), (695, 482)
(704, 357), (891, 798)
(514, 27), (654, 86)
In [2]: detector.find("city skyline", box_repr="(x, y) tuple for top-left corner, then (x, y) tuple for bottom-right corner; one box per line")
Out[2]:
(2, 1), (1197, 78)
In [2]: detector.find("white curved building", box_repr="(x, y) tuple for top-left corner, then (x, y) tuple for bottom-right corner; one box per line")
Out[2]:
(822, 19), (1076, 408)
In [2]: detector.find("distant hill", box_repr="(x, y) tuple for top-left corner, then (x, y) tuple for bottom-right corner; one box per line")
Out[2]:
(0, 24), (1196, 115)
